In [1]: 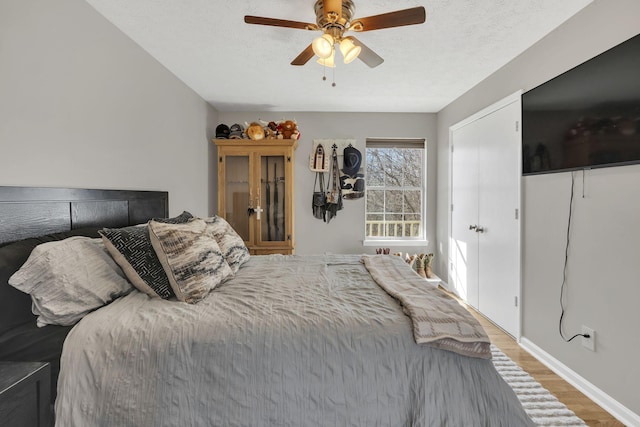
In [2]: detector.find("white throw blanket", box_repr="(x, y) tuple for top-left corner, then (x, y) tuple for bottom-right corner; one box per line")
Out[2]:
(362, 255), (492, 359)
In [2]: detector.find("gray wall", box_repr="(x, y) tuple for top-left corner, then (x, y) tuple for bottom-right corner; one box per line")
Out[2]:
(218, 112), (437, 256)
(436, 0), (640, 416)
(0, 0), (218, 217)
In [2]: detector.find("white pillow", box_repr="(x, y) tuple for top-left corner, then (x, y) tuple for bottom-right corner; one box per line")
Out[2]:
(8, 237), (133, 327)
(148, 219), (233, 304)
(202, 216), (250, 273)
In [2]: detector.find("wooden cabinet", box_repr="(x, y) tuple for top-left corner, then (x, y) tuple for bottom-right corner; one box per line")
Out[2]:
(0, 362), (51, 427)
(214, 139), (297, 255)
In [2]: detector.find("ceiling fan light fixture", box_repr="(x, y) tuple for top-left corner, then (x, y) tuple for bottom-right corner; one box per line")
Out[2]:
(316, 49), (336, 68)
(245, 3), (426, 68)
(312, 33), (335, 59)
(339, 38), (361, 64)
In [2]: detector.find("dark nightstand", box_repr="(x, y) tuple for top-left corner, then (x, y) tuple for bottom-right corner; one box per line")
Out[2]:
(0, 362), (51, 427)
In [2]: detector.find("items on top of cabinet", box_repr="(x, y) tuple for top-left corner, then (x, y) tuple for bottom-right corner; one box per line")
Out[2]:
(216, 119), (300, 141)
(229, 124), (245, 139)
(246, 123), (265, 140)
(215, 124), (230, 139)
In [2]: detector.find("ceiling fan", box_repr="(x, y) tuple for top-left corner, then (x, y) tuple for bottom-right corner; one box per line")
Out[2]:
(244, 0), (426, 68)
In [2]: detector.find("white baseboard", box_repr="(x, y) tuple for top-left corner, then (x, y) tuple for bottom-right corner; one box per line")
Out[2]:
(520, 337), (640, 427)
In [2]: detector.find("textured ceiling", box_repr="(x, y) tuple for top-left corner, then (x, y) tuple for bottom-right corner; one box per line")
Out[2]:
(84, 0), (592, 113)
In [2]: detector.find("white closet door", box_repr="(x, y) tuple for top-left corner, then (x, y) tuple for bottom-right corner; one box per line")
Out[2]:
(477, 100), (520, 338)
(450, 122), (479, 309)
(450, 93), (521, 338)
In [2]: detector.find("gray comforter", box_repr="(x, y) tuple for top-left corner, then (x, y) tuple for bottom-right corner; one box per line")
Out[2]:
(55, 254), (533, 426)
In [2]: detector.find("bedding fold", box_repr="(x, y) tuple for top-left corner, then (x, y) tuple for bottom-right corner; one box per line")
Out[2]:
(362, 254), (492, 359)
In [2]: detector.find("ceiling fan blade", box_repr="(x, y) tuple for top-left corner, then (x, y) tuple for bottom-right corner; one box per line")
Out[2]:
(323, 0), (343, 19)
(350, 6), (426, 32)
(347, 36), (384, 68)
(244, 16), (318, 31)
(291, 44), (315, 66)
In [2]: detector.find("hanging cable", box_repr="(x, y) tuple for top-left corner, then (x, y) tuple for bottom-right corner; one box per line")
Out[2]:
(558, 171), (590, 342)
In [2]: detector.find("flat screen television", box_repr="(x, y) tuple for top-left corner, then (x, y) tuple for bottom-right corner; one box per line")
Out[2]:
(522, 33), (640, 175)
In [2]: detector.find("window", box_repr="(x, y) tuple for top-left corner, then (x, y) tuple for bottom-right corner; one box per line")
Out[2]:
(365, 138), (426, 243)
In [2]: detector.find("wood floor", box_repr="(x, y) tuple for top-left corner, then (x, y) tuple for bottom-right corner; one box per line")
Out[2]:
(458, 299), (624, 426)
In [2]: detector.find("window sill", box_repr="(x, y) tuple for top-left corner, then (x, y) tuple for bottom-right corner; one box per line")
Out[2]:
(363, 239), (429, 247)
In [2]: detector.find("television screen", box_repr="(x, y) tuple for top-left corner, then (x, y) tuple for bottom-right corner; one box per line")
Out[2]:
(522, 33), (640, 175)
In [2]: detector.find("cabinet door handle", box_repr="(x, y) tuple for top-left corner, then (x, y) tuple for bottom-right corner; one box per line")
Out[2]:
(476, 226), (485, 233)
(469, 225), (477, 231)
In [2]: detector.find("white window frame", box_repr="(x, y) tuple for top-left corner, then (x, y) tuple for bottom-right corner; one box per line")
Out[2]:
(363, 138), (428, 247)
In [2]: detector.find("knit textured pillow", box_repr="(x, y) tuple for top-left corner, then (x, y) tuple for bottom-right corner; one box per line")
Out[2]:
(202, 216), (250, 273)
(99, 211), (193, 299)
(148, 219), (232, 304)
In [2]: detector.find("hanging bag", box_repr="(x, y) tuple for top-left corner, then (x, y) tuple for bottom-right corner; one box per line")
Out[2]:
(312, 172), (327, 221)
(325, 145), (343, 223)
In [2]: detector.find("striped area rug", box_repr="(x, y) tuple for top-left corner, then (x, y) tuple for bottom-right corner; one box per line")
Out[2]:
(492, 345), (587, 426)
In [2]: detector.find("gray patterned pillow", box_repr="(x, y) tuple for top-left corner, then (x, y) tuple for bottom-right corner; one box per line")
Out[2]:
(8, 237), (133, 327)
(202, 216), (250, 273)
(99, 211), (193, 299)
(148, 219), (232, 304)
(152, 211), (194, 224)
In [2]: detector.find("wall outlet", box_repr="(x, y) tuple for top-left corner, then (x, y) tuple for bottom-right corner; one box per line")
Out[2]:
(581, 326), (595, 351)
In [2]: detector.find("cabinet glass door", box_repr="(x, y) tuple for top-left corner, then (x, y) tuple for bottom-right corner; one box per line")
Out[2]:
(260, 155), (286, 243)
(224, 155), (250, 242)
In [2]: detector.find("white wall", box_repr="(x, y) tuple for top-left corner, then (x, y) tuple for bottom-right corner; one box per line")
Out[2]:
(0, 0), (218, 217)
(436, 0), (640, 418)
(218, 112), (437, 256)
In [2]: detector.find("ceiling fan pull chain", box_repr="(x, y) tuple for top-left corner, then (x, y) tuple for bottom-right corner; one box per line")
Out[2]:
(332, 66), (336, 87)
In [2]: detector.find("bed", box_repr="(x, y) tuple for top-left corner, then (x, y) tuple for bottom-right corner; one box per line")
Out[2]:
(0, 186), (169, 403)
(0, 186), (534, 426)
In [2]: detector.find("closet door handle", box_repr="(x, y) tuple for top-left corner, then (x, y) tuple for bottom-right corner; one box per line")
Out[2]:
(476, 226), (485, 233)
(469, 225), (477, 231)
